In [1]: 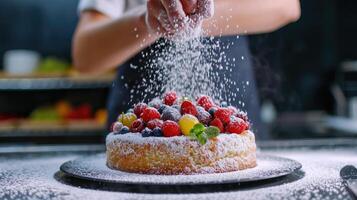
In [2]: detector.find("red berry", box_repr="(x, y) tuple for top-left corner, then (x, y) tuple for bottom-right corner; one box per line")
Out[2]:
(226, 117), (248, 134)
(162, 120), (181, 137)
(130, 119), (145, 133)
(163, 91), (178, 106)
(196, 95), (215, 111)
(235, 110), (249, 122)
(147, 119), (163, 129)
(210, 118), (224, 133)
(181, 100), (198, 116)
(141, 107), (161, 123)
(214, 108), (232, 124)
(227, 106), (238, 115)
(134, 103), (148, 118)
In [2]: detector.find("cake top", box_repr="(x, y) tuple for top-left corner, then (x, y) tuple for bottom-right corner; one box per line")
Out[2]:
(110, 91), (250, 145)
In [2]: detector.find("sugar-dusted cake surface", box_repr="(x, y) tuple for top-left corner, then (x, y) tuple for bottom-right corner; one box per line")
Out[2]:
(106, 130), (256, 175)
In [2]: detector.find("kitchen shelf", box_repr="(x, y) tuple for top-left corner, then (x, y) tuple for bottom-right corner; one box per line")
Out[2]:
(0, 73), (115, 90)
(0, 120), (106, 137)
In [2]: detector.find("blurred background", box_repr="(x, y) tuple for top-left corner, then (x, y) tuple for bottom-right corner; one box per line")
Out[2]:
(0, 0), (356, 144)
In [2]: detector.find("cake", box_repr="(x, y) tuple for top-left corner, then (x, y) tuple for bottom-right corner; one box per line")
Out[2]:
(106, 91), (257, 175)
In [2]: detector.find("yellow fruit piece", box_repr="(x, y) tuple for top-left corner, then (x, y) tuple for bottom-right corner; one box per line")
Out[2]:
(118, 113), (137, 127)
(179, 114), (199, 136)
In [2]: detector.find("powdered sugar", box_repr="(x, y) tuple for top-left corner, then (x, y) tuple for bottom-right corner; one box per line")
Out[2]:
(0, 147), (355, 199)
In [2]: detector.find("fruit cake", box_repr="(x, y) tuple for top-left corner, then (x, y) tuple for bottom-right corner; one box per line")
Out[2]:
(106, 91), (257, 175)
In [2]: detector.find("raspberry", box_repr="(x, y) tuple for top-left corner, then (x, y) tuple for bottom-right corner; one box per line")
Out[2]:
(133, 103), (148, 117)
(141, 107), (161, 123)
(196, 95), (215, 111)
(163, 91), (178, 106)
(227, 106), (238, 115)
(147, 119), (164, 129)
(210, 118), (224, 133)
(196, 106), (212, 125)
(130, 119), (145, 133)
(235, 110), (249, 122)
(181, 100), (198, 116)
(162, 120), (181, 137)
(214, 108), (232, 124)
(226, 117), (248, 134)
(161, 107), (181, 122)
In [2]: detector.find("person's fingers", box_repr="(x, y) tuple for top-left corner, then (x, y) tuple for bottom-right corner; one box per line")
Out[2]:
(147, 0), (173, 32)
(181, 0), (197, 14)
(196, 0), (214, 18)
(160, 0), (186, 26)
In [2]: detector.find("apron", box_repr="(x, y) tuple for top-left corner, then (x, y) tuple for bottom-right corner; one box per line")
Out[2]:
(107, 36), (268, 139)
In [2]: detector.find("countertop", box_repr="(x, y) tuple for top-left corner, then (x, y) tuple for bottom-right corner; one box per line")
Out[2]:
(0, 139), (357, 200)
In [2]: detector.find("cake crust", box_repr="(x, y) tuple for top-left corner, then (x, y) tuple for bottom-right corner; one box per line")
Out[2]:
(106, 131), (257, 175)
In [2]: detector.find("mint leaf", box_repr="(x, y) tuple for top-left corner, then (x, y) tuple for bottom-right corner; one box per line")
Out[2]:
(189, 130), (198, 140)
(205, 126), (220, 138)
(190, 123), (205, 135)
(197, 133), (208, 145)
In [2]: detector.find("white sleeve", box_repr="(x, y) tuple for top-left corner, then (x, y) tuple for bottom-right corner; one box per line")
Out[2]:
(78, 0), (125, 19)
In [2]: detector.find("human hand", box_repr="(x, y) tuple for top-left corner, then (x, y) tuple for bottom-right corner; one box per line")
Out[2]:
(145, 0), (214, 38)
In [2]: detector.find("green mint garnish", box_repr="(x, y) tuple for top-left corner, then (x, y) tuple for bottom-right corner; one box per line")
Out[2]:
(189, 123), (219, 145)
(205, 126), (220, 138)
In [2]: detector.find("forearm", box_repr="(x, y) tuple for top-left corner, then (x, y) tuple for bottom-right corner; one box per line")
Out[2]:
(203, 0), (301, 36)
(72, 7), (157, 74)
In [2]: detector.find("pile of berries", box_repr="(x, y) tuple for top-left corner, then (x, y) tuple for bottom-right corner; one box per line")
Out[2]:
(111, 91), (250, 138)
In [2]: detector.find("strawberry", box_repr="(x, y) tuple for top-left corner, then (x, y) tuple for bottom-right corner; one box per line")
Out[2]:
(181, 100), (198, 116)
(196, 95), (215, 111)
(214, 108), (232, 124)
(140, 107), (161, 123)
(210, 118), (224, 133)
(147, 119), (164, 129)
(130, 119), (145, 133)
(226, 117), (248, 134)
(162, 120), (181, 137)
(133, 103), (148, 118)
(163, 91), (178, 106)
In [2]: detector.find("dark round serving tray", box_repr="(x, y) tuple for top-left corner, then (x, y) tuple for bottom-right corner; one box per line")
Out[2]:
(60, 153), (302, 185)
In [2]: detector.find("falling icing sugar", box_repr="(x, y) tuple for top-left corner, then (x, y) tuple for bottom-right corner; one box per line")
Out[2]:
(129, 17), (242, 104)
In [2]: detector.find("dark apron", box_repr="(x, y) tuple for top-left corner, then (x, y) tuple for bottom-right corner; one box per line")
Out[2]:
(107, 36), (268, 139)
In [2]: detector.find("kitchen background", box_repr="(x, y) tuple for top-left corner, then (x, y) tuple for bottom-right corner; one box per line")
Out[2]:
(0, 0), (356, 144)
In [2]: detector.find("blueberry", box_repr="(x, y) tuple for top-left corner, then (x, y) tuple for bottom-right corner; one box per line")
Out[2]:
(208, 107), (218, 116)
(171, 104), (181, 111)
(148, 98), (162, 109)
(161, 107), (181, 122)
(220, 101), (228, 107)
(117, 126), (129, 135)
(152, 127), (163, 137)
(127, 108), (134, 113)
(158, 105), (168, 114)
(141, 128), (152, 137)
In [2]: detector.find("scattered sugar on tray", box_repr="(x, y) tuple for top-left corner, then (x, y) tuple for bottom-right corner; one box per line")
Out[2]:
(1, 148), (356, 199)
